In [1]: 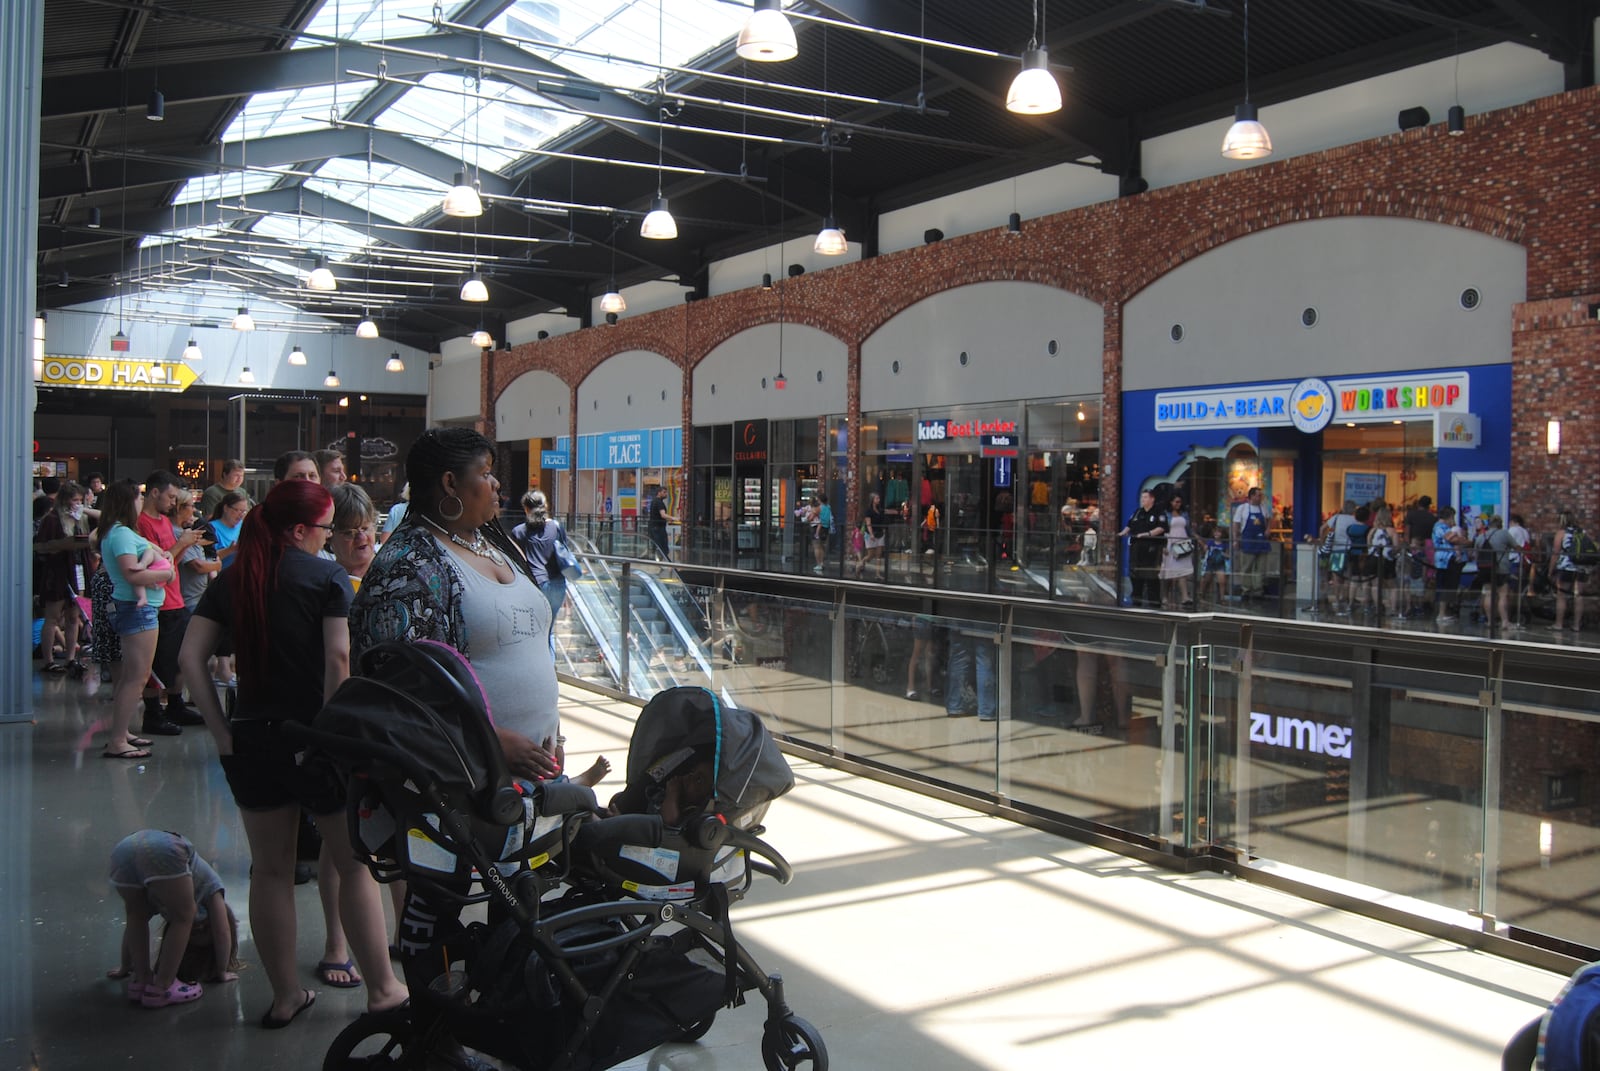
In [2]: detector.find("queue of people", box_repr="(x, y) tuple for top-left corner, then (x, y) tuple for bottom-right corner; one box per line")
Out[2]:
(33, 434), (610, 1029)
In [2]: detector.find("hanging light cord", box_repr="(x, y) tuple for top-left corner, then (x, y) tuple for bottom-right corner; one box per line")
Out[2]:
(1242, 0), (1252, 104)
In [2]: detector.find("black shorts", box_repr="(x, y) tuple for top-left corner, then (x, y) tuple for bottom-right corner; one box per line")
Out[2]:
(153, 606), (190, 691)
(220, 719), (344, 815)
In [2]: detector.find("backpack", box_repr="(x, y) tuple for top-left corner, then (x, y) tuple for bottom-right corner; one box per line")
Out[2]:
(1535, 960), (1600, 1071)
(1573, 529), (1600, 569)
(1475, 535), (1497, 572)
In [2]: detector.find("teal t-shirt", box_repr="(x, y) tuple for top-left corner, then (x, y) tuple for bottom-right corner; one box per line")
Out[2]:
(102, 523), (166, 608)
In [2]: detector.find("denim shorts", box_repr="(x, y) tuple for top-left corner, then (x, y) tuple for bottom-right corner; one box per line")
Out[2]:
(109, 599), (159, 636)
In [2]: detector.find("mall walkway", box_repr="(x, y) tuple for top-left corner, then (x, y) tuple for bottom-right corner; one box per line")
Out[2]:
(8, 672), (1564, 1071)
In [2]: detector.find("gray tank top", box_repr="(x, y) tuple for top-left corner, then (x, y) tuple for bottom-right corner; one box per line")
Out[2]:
(447, 551), (558, 749)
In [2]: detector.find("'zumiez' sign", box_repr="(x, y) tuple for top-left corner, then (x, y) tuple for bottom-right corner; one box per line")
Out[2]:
(1154, 371), (1469, 432)
(1249, 711), (1352, 759)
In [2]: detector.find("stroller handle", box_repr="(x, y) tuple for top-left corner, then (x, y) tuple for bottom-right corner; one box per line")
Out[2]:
(689, 815), (794, 885)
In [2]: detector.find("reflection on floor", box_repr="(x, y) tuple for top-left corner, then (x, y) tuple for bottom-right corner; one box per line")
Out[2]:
(7, 670), (1563, 1071)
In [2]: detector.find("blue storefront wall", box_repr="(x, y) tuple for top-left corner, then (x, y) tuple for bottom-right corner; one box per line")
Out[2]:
(1120, 363), (1512, 540)
(558, 426), (684, 471)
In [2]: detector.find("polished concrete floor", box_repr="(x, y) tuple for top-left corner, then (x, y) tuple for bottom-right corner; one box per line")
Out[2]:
(6, 667), (1566, 1071)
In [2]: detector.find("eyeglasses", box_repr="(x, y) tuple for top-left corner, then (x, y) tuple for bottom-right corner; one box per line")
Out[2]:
(333, 524), (376, 539)
(311, 523), (336, 534)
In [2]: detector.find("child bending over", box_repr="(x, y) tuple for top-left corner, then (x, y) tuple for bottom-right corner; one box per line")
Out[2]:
(107, 829), (240, 1008)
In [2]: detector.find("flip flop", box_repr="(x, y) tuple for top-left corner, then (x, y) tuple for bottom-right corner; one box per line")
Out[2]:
(102, 747), (152, 760)
(40, 662), (67, 674)
(314, 959), (363, 988)
(129, 736), (153, 748)
(261, 989), (316, 1030)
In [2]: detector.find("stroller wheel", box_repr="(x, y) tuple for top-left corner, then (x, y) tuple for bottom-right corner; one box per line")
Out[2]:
(322, 1006), (423, 1071)
(761, 1014), (828, 1071)
(676, 1011), (716, 1042)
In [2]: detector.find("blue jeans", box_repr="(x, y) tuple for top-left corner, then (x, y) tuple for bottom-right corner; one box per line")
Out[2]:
(945, 633), (996, 721)
(538, 578), (567, 618)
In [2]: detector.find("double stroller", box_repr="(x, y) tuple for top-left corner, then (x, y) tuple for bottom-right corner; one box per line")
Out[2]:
(293, 641), (827, 1071)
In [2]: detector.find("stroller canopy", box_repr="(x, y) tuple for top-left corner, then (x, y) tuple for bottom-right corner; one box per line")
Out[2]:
(620, 687), (793, 821)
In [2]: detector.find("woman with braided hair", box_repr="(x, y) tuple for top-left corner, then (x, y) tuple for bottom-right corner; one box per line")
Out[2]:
(351, 427), (607, 789)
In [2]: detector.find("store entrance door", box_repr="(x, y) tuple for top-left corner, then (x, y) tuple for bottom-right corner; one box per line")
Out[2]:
(932, 451), (999, 589)
(734, 464), (765, 568)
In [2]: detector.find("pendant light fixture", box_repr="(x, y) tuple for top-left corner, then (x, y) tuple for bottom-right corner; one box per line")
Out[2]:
(307, 256), (337, 291)
(356, 131), (380, 340)
(232, 306), (255, 331)
(814, 134), (846, 255)
(1447, 34), (1466, 135)
(1221, 0), (1272, 160)
(86, 206), (101, 229)
(325, 368), (341, 388)
(147, 87), (165, 121)
(385, 351), (405, 373)
(460, 272), (489, 303)
(600, 223), (626, 312)
(470, 326), (493, 349)
(181, 338), (202, 362)
(288, 343), (307, 366)
(737, 0), (797, 62)
(443, 170), (483, 218)
(238, 365), (255, 384)
(641, 4), (677, 240)
(1005, 0), (1062, 116)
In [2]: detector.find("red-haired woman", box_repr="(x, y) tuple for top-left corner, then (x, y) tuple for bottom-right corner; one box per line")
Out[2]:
(178, 480), (406, 1028)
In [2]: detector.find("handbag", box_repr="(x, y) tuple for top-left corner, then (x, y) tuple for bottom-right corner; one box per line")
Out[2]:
(1171, 539), (1196, 559)
(552, 539), (584, 580)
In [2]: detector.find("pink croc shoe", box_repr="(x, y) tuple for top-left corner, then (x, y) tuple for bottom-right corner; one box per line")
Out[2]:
(141, 979), (202, 1008)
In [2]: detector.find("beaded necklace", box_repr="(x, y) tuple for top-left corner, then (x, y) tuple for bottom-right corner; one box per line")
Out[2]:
(420, 514), (508, 568)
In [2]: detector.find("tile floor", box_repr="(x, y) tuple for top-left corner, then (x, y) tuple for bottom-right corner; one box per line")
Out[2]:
(4, 670), (1565, 1071)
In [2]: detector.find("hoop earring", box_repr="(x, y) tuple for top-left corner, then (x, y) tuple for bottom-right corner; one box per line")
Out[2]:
(438, 494), (464, 521)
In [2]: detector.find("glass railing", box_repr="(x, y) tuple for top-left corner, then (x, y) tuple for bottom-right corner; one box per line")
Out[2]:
(552, 554), (1600, 964)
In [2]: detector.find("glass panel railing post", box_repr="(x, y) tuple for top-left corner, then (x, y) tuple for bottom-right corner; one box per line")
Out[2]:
(618, 560), (631, 697)
(996, 606), (1013, 801)
(1186, 642), (1212, 851)
(1158, 626), (1179, 844)
(829, 588), (846, 751)
(1346, 660), (1375, 886)
(1231, 628), (1255, 862)
(1480, 652), (1504, 928)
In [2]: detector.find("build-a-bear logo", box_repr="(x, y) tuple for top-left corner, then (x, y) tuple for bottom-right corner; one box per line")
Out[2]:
(1288, 378), (1335, 433)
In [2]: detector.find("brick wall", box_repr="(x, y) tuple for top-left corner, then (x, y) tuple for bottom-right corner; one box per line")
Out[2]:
(491, 87), (1600, 532)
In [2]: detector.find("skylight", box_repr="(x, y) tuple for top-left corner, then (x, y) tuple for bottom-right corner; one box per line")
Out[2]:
(306, 156), (450, 225)
(220, 81), (379, 143)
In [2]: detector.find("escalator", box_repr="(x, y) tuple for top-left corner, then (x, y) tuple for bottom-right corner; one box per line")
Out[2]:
(555, 535), (718, 696)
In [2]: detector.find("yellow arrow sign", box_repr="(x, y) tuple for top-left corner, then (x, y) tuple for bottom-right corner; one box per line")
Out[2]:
(38, 355), (200, 392)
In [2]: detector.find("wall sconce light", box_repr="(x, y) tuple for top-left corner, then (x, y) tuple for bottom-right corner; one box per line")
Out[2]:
(1546, 419), (1561, 455)
(923, 228), (944, 244)
(605, 312), (619, 326)
(787, 264), (804, 278)
(536, 330), (550, 340)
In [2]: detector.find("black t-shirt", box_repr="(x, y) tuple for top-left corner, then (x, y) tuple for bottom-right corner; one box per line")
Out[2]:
(864, 507), (885, 535)
(649, 495), (669, 534)
(194, 547), (351, 722)
(1127, 507), (1165, 567)
(1404, 508), (1434, 544)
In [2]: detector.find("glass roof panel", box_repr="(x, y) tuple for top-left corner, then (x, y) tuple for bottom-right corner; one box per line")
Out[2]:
(252, 215), (375, 263)
(376, 72), (574, 173)
(487, 0), (746, 92)
(173, 171), (286, 206)
(306, 157), (449, 224)
(221, 81), (378, 142)
(293, 0), (448, 49)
